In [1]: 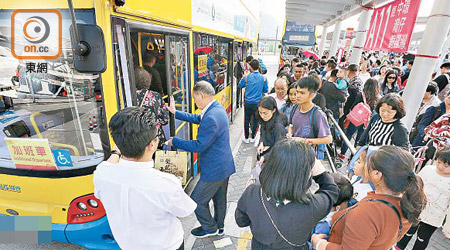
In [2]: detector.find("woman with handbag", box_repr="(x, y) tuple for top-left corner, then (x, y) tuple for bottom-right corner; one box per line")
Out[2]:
(235, 139), (339, 249)
(135, 67), (169, 147)
(311, 146), (427, 250)
(339, 79), (380, 159)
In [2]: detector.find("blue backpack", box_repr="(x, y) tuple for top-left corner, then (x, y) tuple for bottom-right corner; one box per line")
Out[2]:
(289, 104), (326, 159)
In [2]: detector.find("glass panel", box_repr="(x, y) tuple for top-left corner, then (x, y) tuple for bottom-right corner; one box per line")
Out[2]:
(0, 10), (109, 170)
(168, 35), (190, 114)
(193, 33), (230, 94)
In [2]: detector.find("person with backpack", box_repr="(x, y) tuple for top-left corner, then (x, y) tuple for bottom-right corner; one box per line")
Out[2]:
(339, 79), (380, 159)
(411, 90), (450, 147)
(287, 76), (332, 146)
(311, 146), (427, 250)
(239, 59), (269, 143)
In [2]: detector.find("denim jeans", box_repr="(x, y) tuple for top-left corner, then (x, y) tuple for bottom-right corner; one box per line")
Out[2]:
(190, 178), (229, 232)
(244, 103), (258, 139)
(340, 122), (364, 155)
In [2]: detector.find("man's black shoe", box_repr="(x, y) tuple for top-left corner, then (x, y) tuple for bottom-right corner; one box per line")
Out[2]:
(190, 226), (218, 238)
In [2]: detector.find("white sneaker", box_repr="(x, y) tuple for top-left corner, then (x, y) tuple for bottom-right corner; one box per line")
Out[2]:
(249, 138), (256, 143)
(242, 138), (249, 143)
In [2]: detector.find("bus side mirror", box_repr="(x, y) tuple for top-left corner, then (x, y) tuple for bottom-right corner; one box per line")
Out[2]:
(69, 24), (107, 73)
(278, 45), (281, 48)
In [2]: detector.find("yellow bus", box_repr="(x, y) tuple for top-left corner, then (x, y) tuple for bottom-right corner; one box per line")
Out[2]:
(0, 0), (258, 249)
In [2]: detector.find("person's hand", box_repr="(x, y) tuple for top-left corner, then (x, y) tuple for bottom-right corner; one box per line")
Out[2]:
(112, 144), (120, 154)
(166, 96), (176, 114)
(439, 131), (450, 137)
(257, 143), (264, 154)
(286, 132), (292, 139)
(311, 234), (328, 250)
(166, 137), (173, 147)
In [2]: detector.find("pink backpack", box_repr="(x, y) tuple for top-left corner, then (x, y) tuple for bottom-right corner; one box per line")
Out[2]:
(347, 92), (372, 128)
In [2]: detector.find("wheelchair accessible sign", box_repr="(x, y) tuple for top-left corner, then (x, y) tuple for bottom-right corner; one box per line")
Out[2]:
(52, 149), (73, 167)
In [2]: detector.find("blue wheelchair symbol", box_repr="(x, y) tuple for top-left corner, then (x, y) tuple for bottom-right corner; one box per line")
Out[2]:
(52, 149), (73, 167)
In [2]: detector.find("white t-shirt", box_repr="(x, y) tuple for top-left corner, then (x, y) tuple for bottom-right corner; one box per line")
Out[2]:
(93, 159), (196, 250)
(351, 176), (374, 202)
(358, 72), (371, 86)
(269, 93), (286, 110)
(418, 165), (450, 227)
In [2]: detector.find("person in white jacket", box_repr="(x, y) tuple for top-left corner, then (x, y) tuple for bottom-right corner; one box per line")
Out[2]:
(396, 147), (450, 250)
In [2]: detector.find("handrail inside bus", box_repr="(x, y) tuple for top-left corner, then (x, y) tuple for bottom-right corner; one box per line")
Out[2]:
(30, 112), (81, 156)
(175, 121), (187, 135)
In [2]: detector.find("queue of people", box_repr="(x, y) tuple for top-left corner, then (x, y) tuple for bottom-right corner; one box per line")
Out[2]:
(90, 49), (450, 250)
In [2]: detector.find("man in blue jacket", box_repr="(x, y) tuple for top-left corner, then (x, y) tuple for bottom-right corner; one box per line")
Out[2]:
(167, 81), (236, 238)
(238, 59), (269, 143)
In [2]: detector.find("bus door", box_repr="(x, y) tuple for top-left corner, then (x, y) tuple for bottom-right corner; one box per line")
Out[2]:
(116, 20), (193, 182)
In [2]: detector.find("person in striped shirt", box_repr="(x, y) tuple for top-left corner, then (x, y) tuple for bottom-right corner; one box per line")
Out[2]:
(357, 93), (409, 149)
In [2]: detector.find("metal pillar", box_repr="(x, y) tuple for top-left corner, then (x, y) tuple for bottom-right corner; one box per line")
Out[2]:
(402, 0), (450, 131)
(329, 20), (342, 58)
(319, 25), (327, 58)
(349, 8), (373, 65)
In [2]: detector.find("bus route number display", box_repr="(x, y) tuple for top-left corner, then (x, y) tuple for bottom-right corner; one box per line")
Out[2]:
(5, 138), (57, 170)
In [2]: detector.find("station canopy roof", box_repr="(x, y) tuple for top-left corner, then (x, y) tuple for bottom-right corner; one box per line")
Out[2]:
(285, 0), (392, 26)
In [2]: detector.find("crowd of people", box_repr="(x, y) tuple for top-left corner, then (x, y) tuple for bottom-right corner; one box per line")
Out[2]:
(90, 49), (450, 250)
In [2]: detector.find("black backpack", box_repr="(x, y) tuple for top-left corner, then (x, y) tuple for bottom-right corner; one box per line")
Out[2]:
(409, 105), (442, 143)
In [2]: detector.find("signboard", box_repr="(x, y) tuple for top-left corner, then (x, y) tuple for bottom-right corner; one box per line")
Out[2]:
(191, 0), (258, 41)
(282, 21), (316, 46)
(52, 149), (73, 167)
(5, 138), (57, 170)
(364, 0), (421, 52)
(345, 28), (354, 39)
(197, 55), (208, 77)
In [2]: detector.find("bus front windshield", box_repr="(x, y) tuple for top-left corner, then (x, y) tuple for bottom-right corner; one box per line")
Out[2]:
(0, 9), (109, 172)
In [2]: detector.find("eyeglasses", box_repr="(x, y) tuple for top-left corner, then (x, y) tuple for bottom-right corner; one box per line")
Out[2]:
(387, 76), (396, 79)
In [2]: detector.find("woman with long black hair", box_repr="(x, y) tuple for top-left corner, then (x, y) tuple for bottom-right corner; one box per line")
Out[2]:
(236, 139), (339, 249)
(381, 70), (401, 96)
(312, 146), (427, 250)
(339, 78), (380, 158)
(256, 96), (288, 163)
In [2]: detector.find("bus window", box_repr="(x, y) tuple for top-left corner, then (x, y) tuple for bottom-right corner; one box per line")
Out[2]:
(0, 9), (109, 171)
(193, 33), (230, 94)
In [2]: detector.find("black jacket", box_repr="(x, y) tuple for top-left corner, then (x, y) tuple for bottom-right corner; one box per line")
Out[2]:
(260, 113), (288, 153)
(320, 81), (346, 117)
(235, 172), (339, 250)
(144, 65), (164, 96)
(358, 114), (409, 149)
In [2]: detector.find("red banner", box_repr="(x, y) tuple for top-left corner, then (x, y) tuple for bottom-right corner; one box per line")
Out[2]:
(364, 0), (421, 52)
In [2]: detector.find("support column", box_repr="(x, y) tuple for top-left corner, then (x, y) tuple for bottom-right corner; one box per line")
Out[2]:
(349, 8), (373, 65)
(402, 0), (450, 131)
(435, 30), (450, 73)
(319, 25), (327, 58)
(329, 20), (342, 58)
